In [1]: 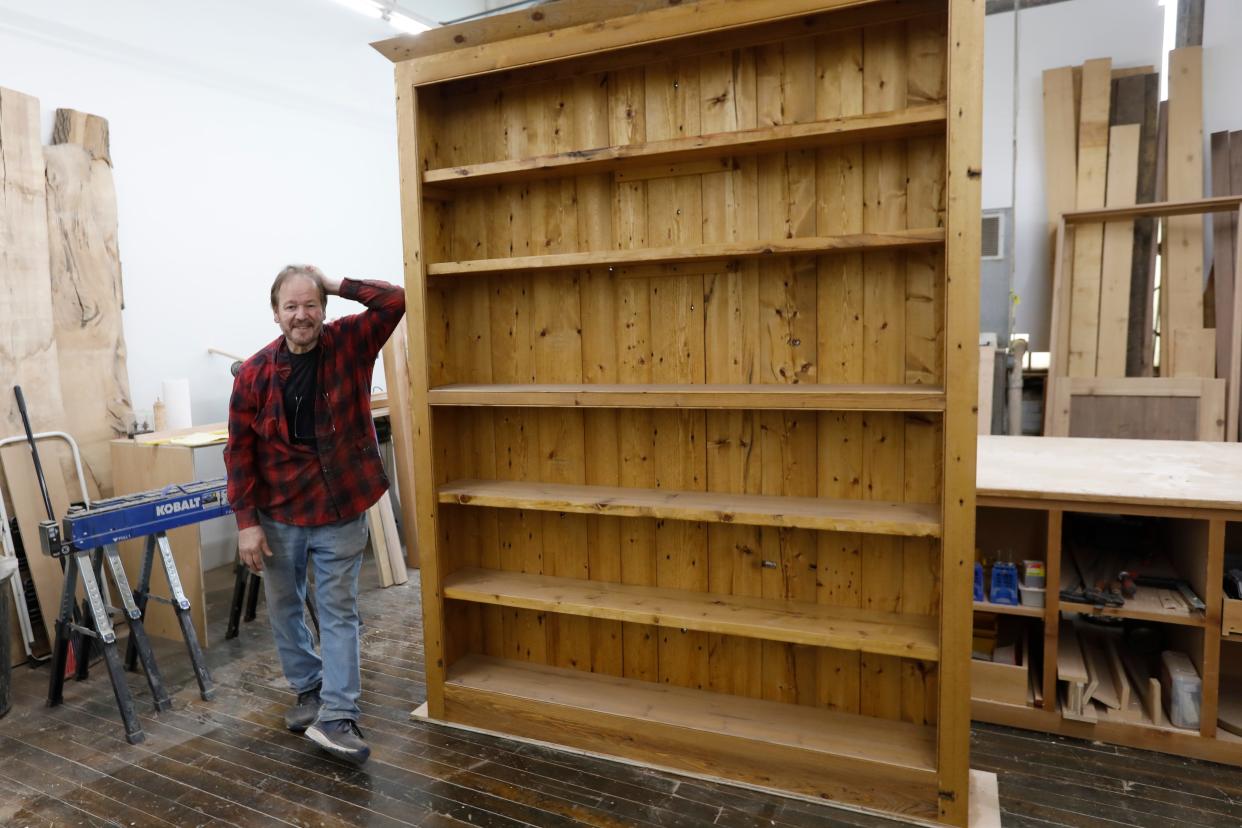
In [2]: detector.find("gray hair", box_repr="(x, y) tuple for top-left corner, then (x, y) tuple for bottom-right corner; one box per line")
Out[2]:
(270, 265), (327, 309)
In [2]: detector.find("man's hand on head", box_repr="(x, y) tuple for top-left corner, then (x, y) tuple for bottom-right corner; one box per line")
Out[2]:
(304, 265), (342, 296)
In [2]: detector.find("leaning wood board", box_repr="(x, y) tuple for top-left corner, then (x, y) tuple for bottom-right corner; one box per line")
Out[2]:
(0, 87), (69, 488)
(1066, 58), (1111, 378)
(379, 1), (982, 822)
(1045, 377), (1225, 441)
(1164, 47), (1205, 369)
(1095, 125), (1140, 378)
(45, 137), (135, 500)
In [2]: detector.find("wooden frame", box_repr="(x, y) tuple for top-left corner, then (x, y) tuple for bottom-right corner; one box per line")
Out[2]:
(1045, 195), (1242, 440)
(1045, 376), (1226, 440)
(974, 436), (1242, 769)
(382, 1), (982, 822)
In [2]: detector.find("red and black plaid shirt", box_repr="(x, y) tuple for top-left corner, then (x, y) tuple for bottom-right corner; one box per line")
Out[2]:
(225, 278), (405, 530)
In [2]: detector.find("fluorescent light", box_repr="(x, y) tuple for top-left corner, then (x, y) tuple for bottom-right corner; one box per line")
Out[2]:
(389, 11), (431, 34)
(329, 0), (382, 18)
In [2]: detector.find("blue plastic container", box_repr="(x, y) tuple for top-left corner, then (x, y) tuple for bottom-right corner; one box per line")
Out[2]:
(989, 561), (1019, 605)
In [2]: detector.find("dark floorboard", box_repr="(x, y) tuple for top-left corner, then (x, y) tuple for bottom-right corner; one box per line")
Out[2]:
(3, 563), (1241, 827)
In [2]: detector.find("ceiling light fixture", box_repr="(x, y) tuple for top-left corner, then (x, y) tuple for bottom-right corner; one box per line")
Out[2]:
(327, 0), (435, 33)
(328, 0), (383, 19)
(388, 11), (431, 34)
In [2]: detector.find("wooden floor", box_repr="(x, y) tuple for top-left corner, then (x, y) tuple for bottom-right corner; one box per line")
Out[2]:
(2, 564), (1241, 828)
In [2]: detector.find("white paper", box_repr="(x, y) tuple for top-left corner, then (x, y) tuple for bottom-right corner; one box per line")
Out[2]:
(161, 378), (193, 430)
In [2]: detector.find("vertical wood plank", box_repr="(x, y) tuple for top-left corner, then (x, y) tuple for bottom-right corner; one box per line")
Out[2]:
(859, 19), (908, 722)
(394, 69), (445, 715)
(1097, 125), (1141, 377)
(903, 13), (947, 725)
(1165, 47), (1206, 370)
(1110, 72), (1159, 378)
(605, 65), (659, 684)
(1200, 519), (1225, 737)
(1211, 132), (1236, 389)
(701, 45), (764, 700)
(574, 70), (625, 676)
(1067, 57), (1112, 378)
(1042, 66), (1079, 383)
(941, 0), (984, 821)
(1042, 67), (1079, 229)
(644, 57), (710, 693)
(1041, 509), (1063, 708)
(784, 34), (821, 705)
(1230, 209), (1242, 441)
(814, 26), (865, 715)
(521, 80), (593, 673)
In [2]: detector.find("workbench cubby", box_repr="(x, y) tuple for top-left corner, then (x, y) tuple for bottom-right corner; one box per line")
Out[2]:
(384, 0), (983, 823)
(1059, 512), (1209, 626)
(974, 435), (1242, 768)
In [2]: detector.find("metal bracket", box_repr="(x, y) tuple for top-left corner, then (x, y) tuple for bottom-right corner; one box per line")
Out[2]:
(102, 544), (141, 619)
(156, 533), (190, 610)
(76, 551), (116, 645)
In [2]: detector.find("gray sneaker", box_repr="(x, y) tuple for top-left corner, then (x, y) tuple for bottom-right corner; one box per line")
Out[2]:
(284, 685), (321, 732)
(306, 719), (371, 764)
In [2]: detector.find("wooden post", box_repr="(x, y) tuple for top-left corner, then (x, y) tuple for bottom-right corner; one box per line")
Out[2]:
(940, 0), (984, 822)
(393, 64), (445, 716)
(1041, 508), (1063, 708)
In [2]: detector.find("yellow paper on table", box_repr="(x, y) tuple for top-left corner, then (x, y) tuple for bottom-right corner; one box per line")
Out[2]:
(169, 429), (229, 447)
(138, 429), (229, 447)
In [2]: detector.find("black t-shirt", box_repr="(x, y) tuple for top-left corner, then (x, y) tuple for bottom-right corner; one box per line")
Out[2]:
(284, 347), (320, 447)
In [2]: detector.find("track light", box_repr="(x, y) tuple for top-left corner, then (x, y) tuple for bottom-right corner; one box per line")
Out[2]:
(389, 11), (431, 34)
(328, 0), (383, 18)
(328, 0), (434, 33)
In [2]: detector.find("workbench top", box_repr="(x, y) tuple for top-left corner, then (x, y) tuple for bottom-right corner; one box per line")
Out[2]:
(977, 436), (1242, 512)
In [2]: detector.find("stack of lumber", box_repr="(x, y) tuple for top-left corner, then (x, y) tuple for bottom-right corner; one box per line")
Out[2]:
(366, 493), (407, 588)
(1209, 130), (1242, 442)
(1042, 52), (1241, 441)
(0, 88), (134, 498)
(1059, 621), (1152, 725)
(1, 87), (134, 662)
(380, 324), (419, 568)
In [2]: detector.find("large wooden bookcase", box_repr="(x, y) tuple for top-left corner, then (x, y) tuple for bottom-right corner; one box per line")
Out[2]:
(379, 0), (982, 823)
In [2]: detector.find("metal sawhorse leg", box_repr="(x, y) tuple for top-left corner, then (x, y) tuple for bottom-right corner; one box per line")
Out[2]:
(225, 560), (319, 641)
(47, 548), (145, 743)
(124, 532), (214, 701)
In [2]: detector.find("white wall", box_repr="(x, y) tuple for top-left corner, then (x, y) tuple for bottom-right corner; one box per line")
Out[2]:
(0, 0), (484, 427)
(1203, 0), (1242, 139)
(983, 0), (1166, 349)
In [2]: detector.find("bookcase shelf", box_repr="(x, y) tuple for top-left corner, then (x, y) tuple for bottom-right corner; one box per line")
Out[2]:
(428, 382), (946, 411)
(422, 104), (947, 187)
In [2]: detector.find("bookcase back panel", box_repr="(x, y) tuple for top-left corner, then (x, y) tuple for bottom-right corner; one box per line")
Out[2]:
(441, 596), (940, 723)
(426, 249), (945, 388)
(422, 12), (948, 170)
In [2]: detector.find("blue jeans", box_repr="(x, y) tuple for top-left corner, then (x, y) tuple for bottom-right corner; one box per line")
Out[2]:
(258, 511), (368, 723)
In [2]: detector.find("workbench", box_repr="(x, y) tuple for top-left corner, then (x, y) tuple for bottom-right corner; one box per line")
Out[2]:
(110, 425), (234, 647)
(973, 435), (1242, 766)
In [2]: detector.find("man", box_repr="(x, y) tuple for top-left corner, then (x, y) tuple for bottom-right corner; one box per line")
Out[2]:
(224, 264), (404, 764)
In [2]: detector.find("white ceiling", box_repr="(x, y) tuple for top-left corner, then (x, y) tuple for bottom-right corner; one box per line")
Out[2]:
(0, 0), (496, 127)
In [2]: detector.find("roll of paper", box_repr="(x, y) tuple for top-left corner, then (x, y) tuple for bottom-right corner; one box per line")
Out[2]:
(161, 378), (193, 430)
